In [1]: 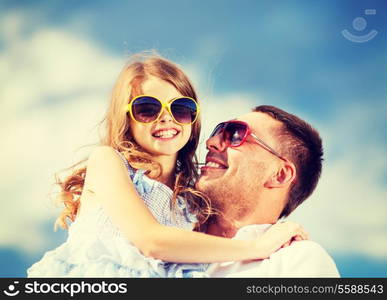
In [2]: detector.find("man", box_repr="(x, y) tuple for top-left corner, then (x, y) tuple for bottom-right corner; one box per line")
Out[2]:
(197, 105), (339, 277)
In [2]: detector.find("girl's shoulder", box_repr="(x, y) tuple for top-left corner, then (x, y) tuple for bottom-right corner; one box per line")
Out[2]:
(85, 146), (134, 192)
(88, 145), (119, 162)
(87, 146), (132, 172)
(80, 146), (122, 213)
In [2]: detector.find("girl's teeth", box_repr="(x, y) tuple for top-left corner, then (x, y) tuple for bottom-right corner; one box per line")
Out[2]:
(154, 129), (178, 138)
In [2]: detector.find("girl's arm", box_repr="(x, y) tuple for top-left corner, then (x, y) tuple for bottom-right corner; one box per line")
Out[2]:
(85, 146), (306, 263)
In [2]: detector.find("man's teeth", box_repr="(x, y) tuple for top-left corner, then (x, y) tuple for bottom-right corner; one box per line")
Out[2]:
(154, 129), (178, 138)
(205, 161), (225, 168)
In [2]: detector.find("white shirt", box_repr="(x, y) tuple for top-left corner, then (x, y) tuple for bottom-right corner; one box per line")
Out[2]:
(206, 224), (340, 278)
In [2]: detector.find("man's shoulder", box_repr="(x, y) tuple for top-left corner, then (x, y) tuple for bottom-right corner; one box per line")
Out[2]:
(268, 240), (340, 277)
(271, 240), (334, 263)
(277, 240), (329, 255)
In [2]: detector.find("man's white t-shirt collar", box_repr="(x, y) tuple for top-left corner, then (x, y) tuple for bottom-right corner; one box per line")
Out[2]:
(232, 223), (272, 240)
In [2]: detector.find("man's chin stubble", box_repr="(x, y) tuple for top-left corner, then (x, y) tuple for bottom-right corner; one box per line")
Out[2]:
(197, 177), (237, 213)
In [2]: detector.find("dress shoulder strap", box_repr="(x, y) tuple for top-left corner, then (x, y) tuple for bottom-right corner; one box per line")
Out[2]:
(113, 149), (135, 178)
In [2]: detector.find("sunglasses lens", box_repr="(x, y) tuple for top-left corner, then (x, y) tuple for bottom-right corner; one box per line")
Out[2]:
(131, 96), (161, 123)
(170, 98), (198, 124)
(209, 122), (247, 146)
(209, 123), (225, 138)
(223, 122), (247, 147)
(224, 122), (247, 146)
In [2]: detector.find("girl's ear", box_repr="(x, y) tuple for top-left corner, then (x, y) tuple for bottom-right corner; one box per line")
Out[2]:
(264, 161), (296, 189)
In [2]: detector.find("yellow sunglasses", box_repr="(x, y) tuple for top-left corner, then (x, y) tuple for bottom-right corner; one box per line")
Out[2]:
(127, 95), (200, 125)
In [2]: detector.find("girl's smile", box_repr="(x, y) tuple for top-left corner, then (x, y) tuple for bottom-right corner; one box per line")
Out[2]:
(151, 127), (181, 139)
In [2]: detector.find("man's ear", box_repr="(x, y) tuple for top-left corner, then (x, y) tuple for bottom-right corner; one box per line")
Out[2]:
(264, 161), (296, 188)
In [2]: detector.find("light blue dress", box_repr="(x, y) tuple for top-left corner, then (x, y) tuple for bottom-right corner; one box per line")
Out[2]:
(27, 150), (208, 277)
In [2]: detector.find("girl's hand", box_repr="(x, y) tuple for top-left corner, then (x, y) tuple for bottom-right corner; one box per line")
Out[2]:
(254, 221), (309, 259)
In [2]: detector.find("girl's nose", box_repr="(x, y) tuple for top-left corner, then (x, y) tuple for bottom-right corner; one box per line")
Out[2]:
(159, 108), (173, 123)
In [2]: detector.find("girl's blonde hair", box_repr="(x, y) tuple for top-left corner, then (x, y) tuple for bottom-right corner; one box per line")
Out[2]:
(55, 51), (213, 231)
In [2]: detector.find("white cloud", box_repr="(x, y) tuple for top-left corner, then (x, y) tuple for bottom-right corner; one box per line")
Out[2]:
(0, 12), (122, 254)
(289, 106), (387, 259)
(290, 151), (387, 258)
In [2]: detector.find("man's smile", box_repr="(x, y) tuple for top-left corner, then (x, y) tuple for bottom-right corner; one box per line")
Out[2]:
(200, 153), (228, 174)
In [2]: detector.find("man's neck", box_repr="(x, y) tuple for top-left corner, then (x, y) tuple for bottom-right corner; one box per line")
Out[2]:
(205, 216), (240, 238)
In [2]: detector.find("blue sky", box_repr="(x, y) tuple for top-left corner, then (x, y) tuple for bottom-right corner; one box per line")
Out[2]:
(1, 0), (386, 277)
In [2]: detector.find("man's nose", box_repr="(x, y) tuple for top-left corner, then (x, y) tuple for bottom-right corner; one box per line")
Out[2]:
(206, 133), (227, 152)
(159, 108), (173, 123)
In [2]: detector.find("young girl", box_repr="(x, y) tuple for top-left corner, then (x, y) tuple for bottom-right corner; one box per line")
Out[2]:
(27, 52), (307, 277)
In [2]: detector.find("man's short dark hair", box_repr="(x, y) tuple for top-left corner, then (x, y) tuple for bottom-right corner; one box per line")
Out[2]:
(253, 105), (323, 218)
